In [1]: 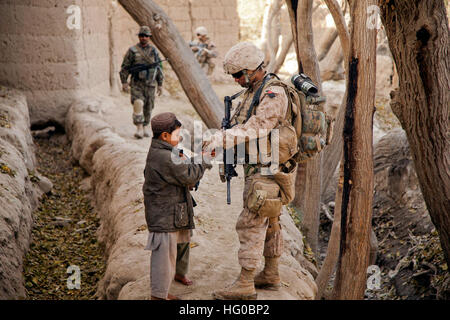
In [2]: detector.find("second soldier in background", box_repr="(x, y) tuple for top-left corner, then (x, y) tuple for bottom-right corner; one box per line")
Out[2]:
(189, 26), (217, 76)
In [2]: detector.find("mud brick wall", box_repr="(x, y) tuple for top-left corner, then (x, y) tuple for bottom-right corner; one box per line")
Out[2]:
(0, 0), (111, 126)
(0, 0), (239, 126)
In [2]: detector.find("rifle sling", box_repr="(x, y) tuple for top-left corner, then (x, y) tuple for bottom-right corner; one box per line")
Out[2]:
(134, 45), (160, 81)
(245, 73), (280, 122)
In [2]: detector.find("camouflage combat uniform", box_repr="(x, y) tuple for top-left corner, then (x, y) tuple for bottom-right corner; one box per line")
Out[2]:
(227, 77), (288, 270)
(120, 43), (164, 126)
(189, 38), (217, 75)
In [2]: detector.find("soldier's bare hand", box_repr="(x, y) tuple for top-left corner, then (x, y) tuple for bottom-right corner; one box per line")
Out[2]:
(157, 86), (162, 96)
(122, 83), (130, 93)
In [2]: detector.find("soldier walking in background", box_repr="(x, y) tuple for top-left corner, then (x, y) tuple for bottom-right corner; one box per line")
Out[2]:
(189, 26), (217, 76)
(120, 26), (164, 139)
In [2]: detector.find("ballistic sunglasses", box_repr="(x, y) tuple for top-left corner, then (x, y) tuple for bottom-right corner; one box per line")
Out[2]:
(232, 70), (244, 79)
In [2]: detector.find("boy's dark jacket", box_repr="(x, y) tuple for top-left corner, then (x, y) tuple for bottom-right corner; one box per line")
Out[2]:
(143, 138), (211, 232)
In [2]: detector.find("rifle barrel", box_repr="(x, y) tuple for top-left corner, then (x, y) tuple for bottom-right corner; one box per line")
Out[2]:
(227, 180), (231, 205)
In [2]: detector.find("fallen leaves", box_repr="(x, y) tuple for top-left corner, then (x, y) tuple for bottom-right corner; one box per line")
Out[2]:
(23, 135), (106, 300)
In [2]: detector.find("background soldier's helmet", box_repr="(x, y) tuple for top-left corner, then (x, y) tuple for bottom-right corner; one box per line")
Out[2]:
(223, 42), (265, 74)
(138, 26), (152, 36)
(195, 26), (208, 36)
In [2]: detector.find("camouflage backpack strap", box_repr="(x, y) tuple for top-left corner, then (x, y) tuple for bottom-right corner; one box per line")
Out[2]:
(245, 73), (280, 122)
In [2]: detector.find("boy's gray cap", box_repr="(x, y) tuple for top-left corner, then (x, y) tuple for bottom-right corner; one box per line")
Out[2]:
(151, 112), (179, 133)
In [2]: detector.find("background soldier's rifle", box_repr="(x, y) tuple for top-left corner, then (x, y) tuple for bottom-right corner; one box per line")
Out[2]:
(126, 59), (167, 81)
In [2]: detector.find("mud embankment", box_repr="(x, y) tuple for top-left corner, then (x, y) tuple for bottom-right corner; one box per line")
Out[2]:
(0, 87), (50, 299)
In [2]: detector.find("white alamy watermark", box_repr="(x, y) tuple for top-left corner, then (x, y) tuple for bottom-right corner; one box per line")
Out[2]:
(66, 5), (82, 30)
(366, 5), (382, 30)
(170, 121), (281, 175)
(366, 265), (381, 290)
(67, 265), (81, 289)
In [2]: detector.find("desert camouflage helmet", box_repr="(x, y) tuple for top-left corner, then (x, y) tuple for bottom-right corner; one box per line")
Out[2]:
(223, 42), (265, 74)
(195, 26), (208, 36)
(137, 26), (152, 36)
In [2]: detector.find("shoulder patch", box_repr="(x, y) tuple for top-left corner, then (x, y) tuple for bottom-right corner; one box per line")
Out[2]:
(265, 90), (276, 98)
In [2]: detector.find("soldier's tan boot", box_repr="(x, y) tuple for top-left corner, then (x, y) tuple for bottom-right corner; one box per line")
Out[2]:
(254, 257), (281, 290)
(143, 125), (150, 137)
(134, 124), (143, 139)
(212, 268), (257, 300)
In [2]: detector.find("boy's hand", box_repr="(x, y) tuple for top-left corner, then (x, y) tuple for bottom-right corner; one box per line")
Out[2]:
(202, 149), (216, 160)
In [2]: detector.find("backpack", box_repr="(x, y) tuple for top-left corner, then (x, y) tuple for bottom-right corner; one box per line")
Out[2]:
(248, 73), (331, 163)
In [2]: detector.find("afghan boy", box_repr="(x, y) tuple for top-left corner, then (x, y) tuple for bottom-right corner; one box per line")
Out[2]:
(143, 112), (212, 300)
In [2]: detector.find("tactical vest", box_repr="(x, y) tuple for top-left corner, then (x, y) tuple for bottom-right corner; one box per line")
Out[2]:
(130, 44), (159, 84)
(231, 74), (328, 165)
(230, 76), (298, 167)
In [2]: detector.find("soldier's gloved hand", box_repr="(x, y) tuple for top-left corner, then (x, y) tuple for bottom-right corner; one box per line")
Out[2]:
(157, 86), (162, 96)
(122, 83), (130, 93)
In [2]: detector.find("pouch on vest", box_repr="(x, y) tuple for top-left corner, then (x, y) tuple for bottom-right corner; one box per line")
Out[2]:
(273, 119), (298, 165)
(273, 159), (297, 205)
(247, 177), (282, 218)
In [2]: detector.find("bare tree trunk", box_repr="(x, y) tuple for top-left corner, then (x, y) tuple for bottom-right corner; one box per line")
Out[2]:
(315, 159), (344, 299)
(267, 0), (283, 69)
(273, 32), (294, 73)
(318, 29), (338, 62)
(323, 0), (350, 57)
(318, 0), (352, 82)
(380, 0), (450, 265)
(286, 0), (322, 256)
(320, 0), (350, 198)
(332, 0), (377, 300)
(118, 0), (222, 129)
(320, 38), (344, 81)
(260, 0), (283, 66)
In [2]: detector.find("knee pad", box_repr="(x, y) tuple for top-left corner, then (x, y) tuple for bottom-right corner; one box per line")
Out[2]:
(133, 99), (144, 115)
(133, 99), (144, 124)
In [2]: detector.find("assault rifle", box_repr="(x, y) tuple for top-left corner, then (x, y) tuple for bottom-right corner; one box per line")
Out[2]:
(222, 90), (244, 205)
(126, 59), (167, 80)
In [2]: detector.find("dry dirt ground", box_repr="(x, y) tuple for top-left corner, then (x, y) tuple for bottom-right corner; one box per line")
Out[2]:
(101, 82), (314, 300)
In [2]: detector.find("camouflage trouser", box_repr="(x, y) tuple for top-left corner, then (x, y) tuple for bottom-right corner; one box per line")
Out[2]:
(236, 172), (283, 270)
(197, 55), (215, 75)
(130, 81), (156, 126)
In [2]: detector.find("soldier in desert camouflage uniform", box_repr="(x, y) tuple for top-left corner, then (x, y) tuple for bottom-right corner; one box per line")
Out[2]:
(189, 26), (217, 76)
(120, 26), (164, 139)
(204, 42), (298, 300)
